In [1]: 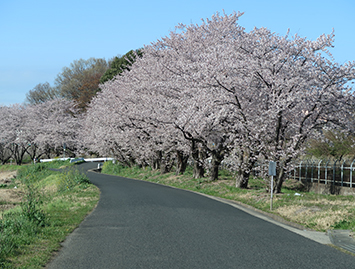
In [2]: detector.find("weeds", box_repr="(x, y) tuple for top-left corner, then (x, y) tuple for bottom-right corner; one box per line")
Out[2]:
(0, 164), (18, 172)
(0, 161), (100, 268)
(102, 161), (124, 175)
(17, 163), (50, 185)
(57, 170), (91, 191)
(0, 211), (40, 267)
(0, 179), (47, 266)
(102, 162), (150, 179)
(21, 184), (47, 227)
(332, 219), (355, 230)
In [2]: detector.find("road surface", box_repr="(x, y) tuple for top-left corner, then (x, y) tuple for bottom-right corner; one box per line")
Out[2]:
(47, 162), (355, 268)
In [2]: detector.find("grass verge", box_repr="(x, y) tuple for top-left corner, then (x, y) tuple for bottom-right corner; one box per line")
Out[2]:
(0, 161), (100, 268)
(101, 161), (355, 233)
(0, 164), (19, 172)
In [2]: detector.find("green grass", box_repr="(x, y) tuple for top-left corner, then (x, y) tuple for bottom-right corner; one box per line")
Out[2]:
(101, 161), (355, 232)
(0, 161), (100, 268)
(0, 164), (19, 172)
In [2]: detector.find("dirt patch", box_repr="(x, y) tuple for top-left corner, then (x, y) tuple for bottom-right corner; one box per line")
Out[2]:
(0, 171), (23, 213)
(0, 188), (24, 212)
(0, 170), (17, 184)
(0, 187), (23, 203)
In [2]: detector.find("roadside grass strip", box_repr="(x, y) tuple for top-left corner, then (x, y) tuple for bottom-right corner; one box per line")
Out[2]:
(0, 161), (100, 268)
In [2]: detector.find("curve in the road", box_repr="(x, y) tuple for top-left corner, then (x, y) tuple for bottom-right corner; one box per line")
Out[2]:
(47, 162), (355, 269)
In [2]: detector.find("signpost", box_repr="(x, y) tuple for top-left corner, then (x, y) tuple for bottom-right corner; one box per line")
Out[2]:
(268, 161), (276, 210)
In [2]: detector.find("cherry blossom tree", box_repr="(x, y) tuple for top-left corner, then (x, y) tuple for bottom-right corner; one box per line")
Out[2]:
(139, 12), (245, 180)
(0, 104), (32, 165)
(144, 12), (355, 190)
(84, 51), (192, 172)
(212, 27), (355, 191)
(26, 99), (82, 159)
(0, 144), (11, 165)
(85, 11), (355, 191)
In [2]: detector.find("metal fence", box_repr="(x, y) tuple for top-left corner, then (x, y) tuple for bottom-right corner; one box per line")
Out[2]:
(290, 160), (355, 188)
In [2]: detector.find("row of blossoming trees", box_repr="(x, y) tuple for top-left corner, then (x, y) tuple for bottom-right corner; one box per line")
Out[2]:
(0, 99), (81, 165)
(83, 12), (355, 192)
(2, 12), (355, 192)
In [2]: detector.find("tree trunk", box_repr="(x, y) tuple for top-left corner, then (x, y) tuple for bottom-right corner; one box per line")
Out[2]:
(234, 147), (258, 189)
(128, 157), (136, 167)
(270, 159), (292, 193)
(161, 162), (173, 174)
(160, 153), (173, 174)
(10, 144), (28, 165)
(175, 150), (189, 175)
(160, 164), (168, 174)
(235, 170), (250, 188)
(152, 151), (162, 170)
(193, 161), (205, 179)
(209, 159), (219, 181)
(0, 145), (11, 165)
(275, 166), (286, 193)
(26, 145), (36, 161)
(44, 145), (51, 159)
(191, 140), (205, 179)
(209, 152), (223, 181)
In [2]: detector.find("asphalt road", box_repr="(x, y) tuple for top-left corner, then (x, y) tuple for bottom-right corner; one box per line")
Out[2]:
(47, 162), (355, 268)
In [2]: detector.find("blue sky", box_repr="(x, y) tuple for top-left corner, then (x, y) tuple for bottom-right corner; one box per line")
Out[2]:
(1, 0), (354, 105)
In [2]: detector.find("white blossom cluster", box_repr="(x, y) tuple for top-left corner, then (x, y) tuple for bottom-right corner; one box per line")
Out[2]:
(83, 12), (355, 191)
(0, 99), (81, 164)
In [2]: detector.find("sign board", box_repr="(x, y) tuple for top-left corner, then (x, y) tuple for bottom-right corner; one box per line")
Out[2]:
(268, 161), (276, 176)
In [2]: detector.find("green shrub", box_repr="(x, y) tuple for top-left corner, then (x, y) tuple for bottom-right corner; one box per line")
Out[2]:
(331, 219), (353, 230)
(17, 163), (49, 184)
(21, 184), (47, 227)
(57, 170), (91, 192)
(46, 159), (73, 169)
(102, 161), (124, 175)
(17, 161), (74, 185)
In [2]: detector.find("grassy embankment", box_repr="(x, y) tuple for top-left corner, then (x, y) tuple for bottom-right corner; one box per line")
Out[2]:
(0, 161), (100, 268)
(102, 161), (355, 233)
